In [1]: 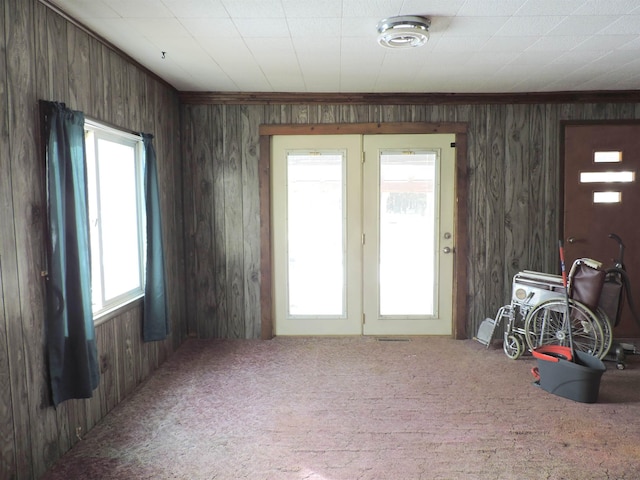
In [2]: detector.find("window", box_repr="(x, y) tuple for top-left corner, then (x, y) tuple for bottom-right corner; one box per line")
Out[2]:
(85, 121), (145, 319)
(580, 171), (635, 183)
(593, 150), (622, 163)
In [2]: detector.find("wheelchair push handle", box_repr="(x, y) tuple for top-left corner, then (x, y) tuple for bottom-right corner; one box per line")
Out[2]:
(608, 233), (625, 269)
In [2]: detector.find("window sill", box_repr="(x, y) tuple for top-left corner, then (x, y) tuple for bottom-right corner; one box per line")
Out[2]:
(94, 294), (144, 327)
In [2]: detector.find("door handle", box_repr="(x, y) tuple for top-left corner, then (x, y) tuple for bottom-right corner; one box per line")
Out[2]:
(443, 246), (453, 254)
(567, 237), (576, 244)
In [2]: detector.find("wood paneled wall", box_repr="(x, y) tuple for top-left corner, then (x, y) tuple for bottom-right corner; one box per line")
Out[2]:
(181, 102), (640, 341)
(0, 1), (187, 478)
(182, 105), (262, 339)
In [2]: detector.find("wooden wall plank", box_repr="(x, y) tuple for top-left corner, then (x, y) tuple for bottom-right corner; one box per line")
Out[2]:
(100, 44), (112, 122)
(138, 327), (152, 385)
(241, 105), (262, 339)
(88, 36), (105, 118)
(320, 104), (338, 123)
(46, 5), (69, 102)
(504, 104), (529, 279)
(109, 50), (125, 126)
(66, 25), (91, 111)
(100, 320), (119, 414)
(158, 84), (184, 350)
(263, 104), (280, 125)
(0, 1), (17, 476)
(127, 63), (141, 132)
(0, 266), (16, 477)
(467, 106), (488, 333)
(83, 380), (100, 433)
(543, 104), (562, 269)
(130, 305), (145, 387)
(485, 105), (507, 320)
(212, 105), (229, 337)
(290, 104), (308, 123)
(116, 307), (139, 398)
(62, 399), (87, 452)
(184, 105), (216, 337)
(181, 106), (198, 336)
(223, 105), (245, 338)
(527, 103), (546, 271)
(34, 0), (50, 102)
(346, 105), (370, 123)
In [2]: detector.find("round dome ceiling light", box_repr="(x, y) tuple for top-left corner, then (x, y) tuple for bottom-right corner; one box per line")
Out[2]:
(377, 15), (431, 49)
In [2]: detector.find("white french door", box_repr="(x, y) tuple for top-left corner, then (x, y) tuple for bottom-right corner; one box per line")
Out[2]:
(272, 134), (455, 336)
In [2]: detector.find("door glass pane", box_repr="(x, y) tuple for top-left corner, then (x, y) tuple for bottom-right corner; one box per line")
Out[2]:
(594, 151), (622, 163)
(580, 171), (634, 183)
(379, 151), (436, 316)
(287, 152), (345, 316)
(593, 191), (622, 204)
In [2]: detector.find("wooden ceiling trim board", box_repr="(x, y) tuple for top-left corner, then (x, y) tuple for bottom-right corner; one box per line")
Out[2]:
(180, 90), (640, 106)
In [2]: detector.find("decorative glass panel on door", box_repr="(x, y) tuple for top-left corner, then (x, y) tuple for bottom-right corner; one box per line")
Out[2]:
(286, 152), (345, 316)
(379, 151), (437, 316)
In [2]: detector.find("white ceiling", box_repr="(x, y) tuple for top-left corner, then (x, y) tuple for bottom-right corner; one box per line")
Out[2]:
(48, 0), (640, 94)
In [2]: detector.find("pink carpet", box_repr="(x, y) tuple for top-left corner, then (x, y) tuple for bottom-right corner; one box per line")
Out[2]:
(42, 337), (640, 479)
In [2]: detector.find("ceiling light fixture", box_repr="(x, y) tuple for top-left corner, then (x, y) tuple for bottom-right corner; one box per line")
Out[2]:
(377, 15), (431, 49)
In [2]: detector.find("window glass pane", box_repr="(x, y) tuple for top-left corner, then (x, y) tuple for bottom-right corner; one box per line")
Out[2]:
(85, 133), (103, 310)
(594, 151), (622, 163)
(379, 152), (436, 316)
(580, 171), (634, 183)
(96, 138), (142, 301)
(593, 191), (621, 204)
(287, 153), (344, 316)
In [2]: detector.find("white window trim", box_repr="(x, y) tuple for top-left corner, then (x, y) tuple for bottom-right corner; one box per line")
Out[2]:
(85, 120), (146, 321)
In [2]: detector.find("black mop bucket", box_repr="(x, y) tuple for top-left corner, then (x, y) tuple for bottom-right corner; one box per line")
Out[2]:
(532, 346), (606, 403)
(529, 242), (606, 403)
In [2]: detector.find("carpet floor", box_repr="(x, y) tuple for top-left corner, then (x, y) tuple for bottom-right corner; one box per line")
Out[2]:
(42, 337), (640, 480)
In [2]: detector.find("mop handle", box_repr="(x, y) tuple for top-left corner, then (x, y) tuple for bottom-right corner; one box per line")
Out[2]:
(558, 240), (574, 353)
(559, 240), (567, 288)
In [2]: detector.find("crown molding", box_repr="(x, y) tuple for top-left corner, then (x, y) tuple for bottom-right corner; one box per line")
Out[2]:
(179, 90), (640, 106)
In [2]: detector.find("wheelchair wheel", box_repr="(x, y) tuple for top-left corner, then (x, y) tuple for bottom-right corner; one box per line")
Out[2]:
(503, 333), (524, 359)
(523, 299), (604, 358)
(594, 307), (613, 359)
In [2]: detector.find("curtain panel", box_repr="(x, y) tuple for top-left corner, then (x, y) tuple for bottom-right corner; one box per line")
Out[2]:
(41, 101), (99, 406)
(142, 134), (169, 342)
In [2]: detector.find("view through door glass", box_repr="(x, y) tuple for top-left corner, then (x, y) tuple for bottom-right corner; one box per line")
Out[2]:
(378, 150), (436, 315)
(272, 134), (455, 336)
(287, 151), (344, 316)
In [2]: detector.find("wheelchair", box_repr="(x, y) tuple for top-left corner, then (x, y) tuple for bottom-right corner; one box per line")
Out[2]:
(478, 258), (612, 361)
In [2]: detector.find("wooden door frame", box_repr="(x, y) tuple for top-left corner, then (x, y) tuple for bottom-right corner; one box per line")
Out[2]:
(258, 122), (469, 340)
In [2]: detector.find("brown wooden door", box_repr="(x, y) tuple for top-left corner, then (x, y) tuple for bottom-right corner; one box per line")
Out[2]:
(563, 123), (640, 337)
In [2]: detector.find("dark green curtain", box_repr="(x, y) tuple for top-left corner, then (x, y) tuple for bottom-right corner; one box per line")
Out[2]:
(142, 134), (169, 342)
(42, 101), (99, 407)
